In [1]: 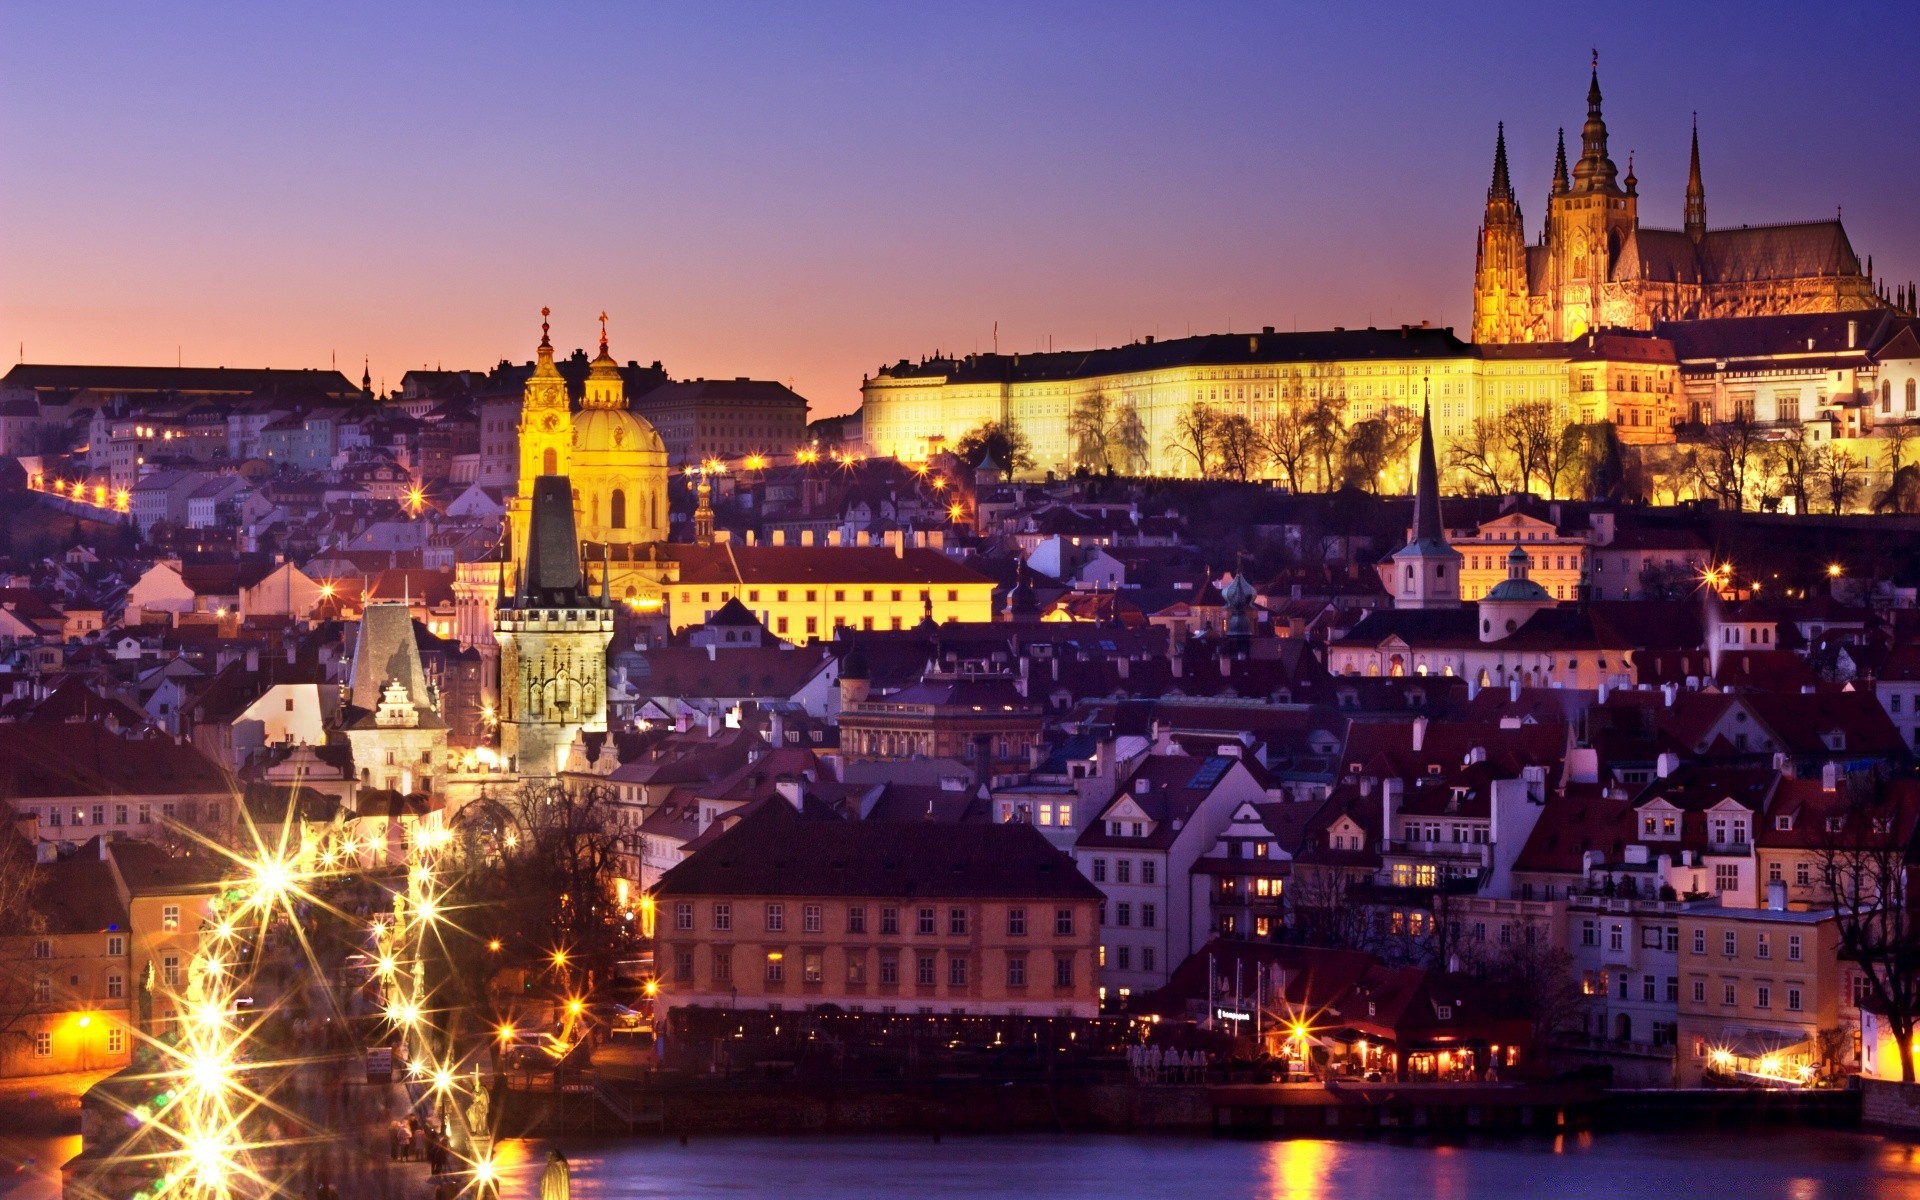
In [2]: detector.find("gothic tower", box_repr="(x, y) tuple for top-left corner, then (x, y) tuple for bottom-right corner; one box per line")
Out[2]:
(1471, 123), (1532, 343)
(1542, 58), (1637, 339)
(1389, 402), (1462, 610)
(494, 475), (614, 777)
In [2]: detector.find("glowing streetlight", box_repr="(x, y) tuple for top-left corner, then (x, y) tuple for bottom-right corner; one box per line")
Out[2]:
(1828, 563), (1844, 578)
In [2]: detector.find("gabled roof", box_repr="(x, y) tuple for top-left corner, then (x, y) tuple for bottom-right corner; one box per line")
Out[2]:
(653, 800), (1100, 900)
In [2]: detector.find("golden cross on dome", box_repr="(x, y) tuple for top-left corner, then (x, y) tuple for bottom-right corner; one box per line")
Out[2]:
(599, 311), (609, 352)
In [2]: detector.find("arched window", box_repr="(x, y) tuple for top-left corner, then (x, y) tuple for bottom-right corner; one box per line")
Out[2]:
(1883, 381), (1894, 412)
(542, 448), (557, 475)
(610, 489), (626, 529)
(1908, 379), (1917, 413)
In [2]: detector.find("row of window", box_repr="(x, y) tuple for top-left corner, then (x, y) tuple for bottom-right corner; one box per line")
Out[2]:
(1104, 944), (1157, 972)
(19, 801), (216, 828)
(1690, 976), (1806, 1011)
(1089, 858), (1157, 885)
(1689, 927), (1804, 961)
(30, 1027), (126, 1057)
(679, 587), (963, 606)
(673, 902), (1073, 938)
(672, 945), (1076, 990)
(32, 936), (127, 959)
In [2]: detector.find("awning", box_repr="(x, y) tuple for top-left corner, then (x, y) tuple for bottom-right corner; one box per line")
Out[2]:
(1723, 1028), (1809, 1059)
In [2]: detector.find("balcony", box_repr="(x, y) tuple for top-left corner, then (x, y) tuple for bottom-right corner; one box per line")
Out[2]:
(1387, 839), (1491, 862)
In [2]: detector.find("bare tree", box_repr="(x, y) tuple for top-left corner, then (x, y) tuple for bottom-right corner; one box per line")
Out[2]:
(1500, 401), (1558, 496)
(1109, 402), (1150, 476)
(1703, 415), (1763, 511)
(1067, 391), (1112, 471)
(1815, 778), (1920, 1082)
(1302, 395), (1348, 491)
(1215, 414), (1259, 482)
(1258, 404), (1315, 492)
(1768, 430), (1814, 514)
(1170, 400), (1220, 478)
(1817, 444), (1863, 514)
(1449, 417), (1515, 495)
(0, 832), (46, 1062)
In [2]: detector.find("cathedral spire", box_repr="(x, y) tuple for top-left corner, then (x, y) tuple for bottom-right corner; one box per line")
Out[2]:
(1572, 52), (1619, 194)
(1488, 122), (1514, 203)
(1685, 114), (1707, 242)
(1386, 399), (1462, 610)
(1551, 128), (1570, 197)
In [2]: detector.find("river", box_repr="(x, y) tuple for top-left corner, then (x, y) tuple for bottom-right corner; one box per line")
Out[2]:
(481, 1130), (1920, 1200)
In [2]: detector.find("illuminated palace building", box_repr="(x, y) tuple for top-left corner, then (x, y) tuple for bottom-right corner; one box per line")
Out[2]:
(861, 64), (1907, 479)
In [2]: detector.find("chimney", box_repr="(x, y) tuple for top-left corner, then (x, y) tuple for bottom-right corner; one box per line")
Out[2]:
(1767, 879), (1788, 911)
(98, 831), (113, 859)
(1656, 751), (1680, 779)
(768, 708), (786, 748)
(36, 842), (57, 864)
(1848, 319), (1858, 349)
(1509, 677), (1521, 703)
(707, 709), (722, 738)
(1466, 676), (1481, 701)
(1116, 656), (1129, 680)
(771, 529), (786, 546)
(775, 778), (805, 811)
(1822, 761), (1839, 792)
(245, 647), (259, 673)
(675, 710), (690, 734)
(1134, 776), (1151, 795)
(1597, 682), (1609, 704)
(1661, 682), (1678, 707)
(1411, 715), (1428, 753)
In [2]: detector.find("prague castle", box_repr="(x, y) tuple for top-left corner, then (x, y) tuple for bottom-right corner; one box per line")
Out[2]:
(859, 61), (1912, 480)
(1471, 60), (1879, 343)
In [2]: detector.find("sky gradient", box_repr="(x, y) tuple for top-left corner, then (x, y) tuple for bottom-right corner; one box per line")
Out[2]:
(3, 2), (1916, 418)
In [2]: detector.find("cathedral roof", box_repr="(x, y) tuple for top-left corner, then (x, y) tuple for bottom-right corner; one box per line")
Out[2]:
(1656, 309), (1907, 363)
(1613, 221), (1862, 287)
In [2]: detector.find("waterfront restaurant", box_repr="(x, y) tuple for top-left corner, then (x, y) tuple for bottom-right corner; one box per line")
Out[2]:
(1138, 939), (1533, 1081)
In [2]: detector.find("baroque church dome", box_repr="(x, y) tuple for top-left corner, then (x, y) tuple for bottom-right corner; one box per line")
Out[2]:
(574, 404), (665, 456)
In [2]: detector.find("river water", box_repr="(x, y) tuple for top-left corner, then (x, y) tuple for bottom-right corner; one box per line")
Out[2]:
(483, 1130), (1920, 1200)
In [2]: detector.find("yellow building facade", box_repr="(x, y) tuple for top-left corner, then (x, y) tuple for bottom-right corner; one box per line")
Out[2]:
(861, 326), (1674, 481)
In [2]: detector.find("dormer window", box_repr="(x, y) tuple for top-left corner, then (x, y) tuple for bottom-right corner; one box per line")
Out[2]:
(1775, 815), (1793, 831)
(1826, 816), (1845, 833)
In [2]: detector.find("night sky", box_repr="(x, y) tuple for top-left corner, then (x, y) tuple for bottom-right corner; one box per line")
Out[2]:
(3, 1), (1915, 417)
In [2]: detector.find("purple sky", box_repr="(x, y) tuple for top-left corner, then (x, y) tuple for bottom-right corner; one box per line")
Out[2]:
(3, 2), (1915, 418)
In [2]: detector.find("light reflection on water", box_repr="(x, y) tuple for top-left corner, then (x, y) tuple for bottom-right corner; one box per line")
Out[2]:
(486, 1130), (1920, 1200)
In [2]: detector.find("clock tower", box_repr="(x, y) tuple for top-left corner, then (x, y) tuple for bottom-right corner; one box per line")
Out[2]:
(508, 308), (574, 567)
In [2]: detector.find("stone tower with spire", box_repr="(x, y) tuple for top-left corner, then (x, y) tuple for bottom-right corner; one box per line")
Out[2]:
(1388, 403), (1462, 610)
(1471, 123), (1532, 343)
(494, 475), (614, 777)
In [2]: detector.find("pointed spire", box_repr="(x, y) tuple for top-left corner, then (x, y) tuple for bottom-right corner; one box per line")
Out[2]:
(1551, 128), (1570, 196)
(1410, 400), (1445, 546)
(1488, 122), (1514, 203)
(1573, 52), (1618, 194)
(1685, 113), (1707, 241)
(539, 306), (552, 352)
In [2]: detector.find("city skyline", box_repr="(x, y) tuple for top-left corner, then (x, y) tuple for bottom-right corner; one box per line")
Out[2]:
(4, 2), (1918, 416)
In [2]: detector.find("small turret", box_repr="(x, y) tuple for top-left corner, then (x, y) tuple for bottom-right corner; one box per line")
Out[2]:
(1572, 53), (1620, 195)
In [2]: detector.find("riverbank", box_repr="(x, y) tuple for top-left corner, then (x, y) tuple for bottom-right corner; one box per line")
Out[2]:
(499, 1077), (1864, 1139)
